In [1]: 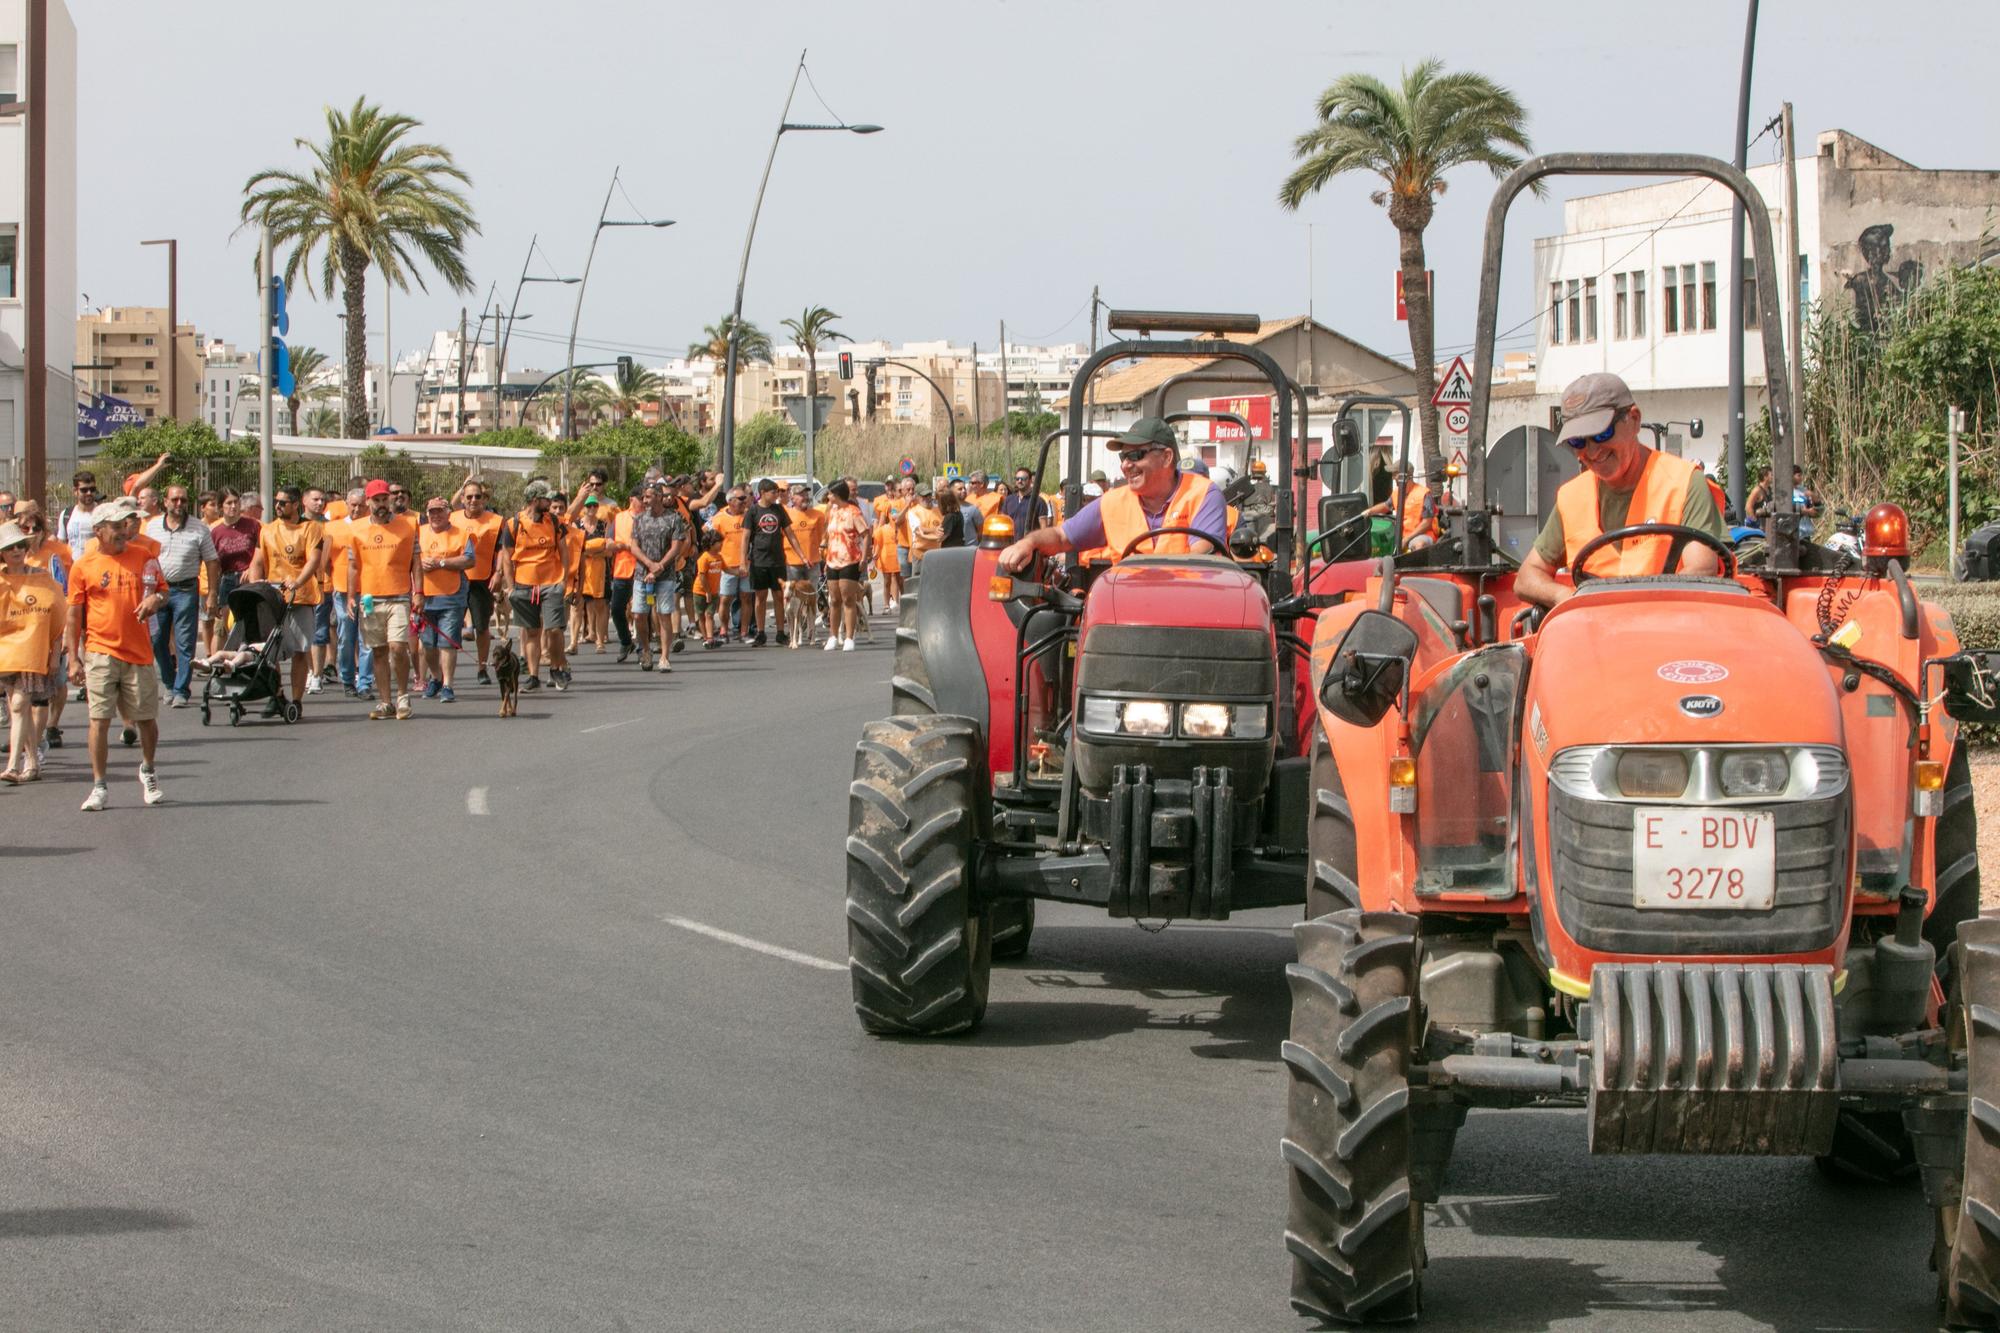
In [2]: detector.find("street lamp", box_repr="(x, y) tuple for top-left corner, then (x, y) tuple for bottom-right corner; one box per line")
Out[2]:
(718, 51), (881, 487)
(500, 234), (579, 430)
(564, 170), (673, 440)
(140, 238), (183, 422)
(870, 359), (956, 464)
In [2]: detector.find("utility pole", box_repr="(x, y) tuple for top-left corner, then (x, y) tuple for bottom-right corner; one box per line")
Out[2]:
(970, 341), (981, 440)
(998, 320), (1010, 473)
(864, 361), (876, 422)
(382, 279), (392, 434)
(22, 0), (44, 501)
(1725, 0), (1760, 517)
(1950, 405), (1965, 580)
(258, 229), (273, 513)
(1087, 285), (1101, 438)
(141, 239), (178, 422)
(1781, 101), (1803, 453)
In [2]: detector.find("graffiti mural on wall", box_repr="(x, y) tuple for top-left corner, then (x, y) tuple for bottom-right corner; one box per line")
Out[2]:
(1841, 223), (1923, 334)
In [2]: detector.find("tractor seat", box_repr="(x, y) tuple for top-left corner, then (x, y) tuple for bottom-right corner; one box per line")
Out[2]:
(1400, 576), (1465, 625)
(1572, 575), (1750, 596)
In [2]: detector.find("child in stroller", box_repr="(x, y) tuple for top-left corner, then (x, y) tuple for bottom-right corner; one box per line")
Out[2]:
(200, 582), (299, 726)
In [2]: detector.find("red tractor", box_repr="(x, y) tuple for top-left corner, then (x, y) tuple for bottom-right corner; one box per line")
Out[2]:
(844, 311), (1378, 1035)
(1283, 153), (1999, 1325)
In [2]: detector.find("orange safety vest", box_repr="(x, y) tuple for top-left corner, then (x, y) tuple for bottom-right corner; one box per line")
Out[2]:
(1096, 471), (1216, 562)
(1399, 483), (1437, 541)
(1556, 450), (1699, 576)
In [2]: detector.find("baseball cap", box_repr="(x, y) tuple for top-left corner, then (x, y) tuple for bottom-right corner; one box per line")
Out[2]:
(1089, 469), (1109, 485)
(582, 494), (601, 507)
(1559, 372), (1635, 440)
(0, 520), (27, 550)
(364, 479), (391, 499)
(1082, 481), (1104, 498)
(93, 497), (139, 526)
(425, 496), (449, 512)
(1182, 456), (1210, 477)
(1111, 416), (1177, 451)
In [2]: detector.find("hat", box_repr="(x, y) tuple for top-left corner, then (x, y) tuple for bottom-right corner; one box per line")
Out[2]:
(582, 494), (601, 506)
(425, 496), (450, 511)
(1182, 456), (1210, 477)
(0, 520), (27, 550)
(1082, 481), (1104, 498)
(1559, 372), (1635, 440)
(1088, 469), (1109, 485)
(93, 497), (138, 526)
(364, 479), (391, 499)
(1112, 416), (1177, 451)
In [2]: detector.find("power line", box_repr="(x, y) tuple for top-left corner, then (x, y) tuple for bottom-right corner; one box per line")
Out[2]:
(1008, 296), (1094, 343)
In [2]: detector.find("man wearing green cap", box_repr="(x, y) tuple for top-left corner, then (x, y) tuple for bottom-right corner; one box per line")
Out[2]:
(997, 417), (1225, 572)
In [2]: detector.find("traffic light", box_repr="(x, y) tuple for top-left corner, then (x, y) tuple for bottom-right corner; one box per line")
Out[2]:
(267, 274), (294, 399)
(837, 350), (853, 381)
(617, 355), (634, 379)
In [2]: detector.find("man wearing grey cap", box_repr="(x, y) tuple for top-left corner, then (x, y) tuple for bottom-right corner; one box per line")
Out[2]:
(1515, 372), (1726, 610)
(997, 417), (1225, 572)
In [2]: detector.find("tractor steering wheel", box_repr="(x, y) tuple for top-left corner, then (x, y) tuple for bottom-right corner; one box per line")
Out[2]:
(1569, 523), (1738, 587)
(1118, 525), (1232, 561)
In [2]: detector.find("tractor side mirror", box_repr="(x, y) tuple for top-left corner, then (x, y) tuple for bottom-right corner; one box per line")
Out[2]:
(1939, 651), (2000, 725)
(1331, 417), (1362, 460)
(1320, 609), (1418, 727)
(1689, 417), (1705, 440)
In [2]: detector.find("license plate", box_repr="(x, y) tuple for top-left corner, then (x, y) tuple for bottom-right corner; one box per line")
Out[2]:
(1631, 808), (1776, 910)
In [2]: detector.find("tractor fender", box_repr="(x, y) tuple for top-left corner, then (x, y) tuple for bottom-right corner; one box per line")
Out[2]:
(908, 546), (1025, 776)
(1307, 595), (1414, 912)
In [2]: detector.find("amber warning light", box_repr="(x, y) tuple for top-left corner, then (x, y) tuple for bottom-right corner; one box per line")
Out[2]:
(1863, 503), (1911, 559)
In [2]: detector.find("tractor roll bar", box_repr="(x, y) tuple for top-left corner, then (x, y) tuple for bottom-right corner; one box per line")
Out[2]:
(1149, 371), (1312, 559)
(1063, 339), (1298, 585)
(1033, 427), (1127, 504)
(1467, 153), (1797, 572)
(1334, 394), (1416, 553)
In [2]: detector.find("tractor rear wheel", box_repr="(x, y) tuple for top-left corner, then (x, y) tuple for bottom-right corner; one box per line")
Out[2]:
(1306, 735), (1363, 918)
(846, 714), (993, 1036)
(891, 580), (934, 715)
(1941, 916), (2000, 1327)
(1282, 910), (1425, 1323)
(1930, 746), (1982, 977)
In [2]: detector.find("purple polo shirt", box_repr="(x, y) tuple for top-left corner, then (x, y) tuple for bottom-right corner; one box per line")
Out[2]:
(1060, 474), (1229, 554)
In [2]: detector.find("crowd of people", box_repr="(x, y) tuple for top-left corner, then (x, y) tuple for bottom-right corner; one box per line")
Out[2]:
(0, 452), (1077, 812)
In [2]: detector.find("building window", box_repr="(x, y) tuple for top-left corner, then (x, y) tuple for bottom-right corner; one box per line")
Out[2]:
(144, 360), (154, 371)
(1632, 270), (1647, 337)
(1662, 267), (1680, 334)
(143, 336), (155, 346)
(1566, 279), (1581, 343)
(1743, 257), (1761, 329)
(1798, 254), (1811, 309)
(0, 226), (14, 299)
(0, 46), (16, 104)
(1548, 282), (1564, 345)
(1701, 262), (1718, 331)
(1614, 273), (1628, 339)
(1582, 277), (1598, 342)
(1680, 264), (1697, 335)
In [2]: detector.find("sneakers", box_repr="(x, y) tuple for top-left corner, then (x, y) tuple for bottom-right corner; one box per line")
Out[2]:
(841, 638), (856, 652)
(395, 695), (413, 720)
(439, 686), (457, 704)
(423, 680), (442, 700)
(261, 697), (285, 718)
(80, 783), (107, 812)
(823, 634), (841, 651)
(477, 665), (492, 684)
(73, 685), (87, 703)
(752, 631), (768, 647)
(45, 726), (62, 749)
(775, 630), (790, 647)
(169, 694), (189, 709)
(638, 653), (653, 672)
(521, 676), (541, 692)
(617, 648), (632, 665)
(343, 684), (363, 699)
(887, 598), (899, 611)
(655, 657), (671, 673)
(139, 764), (164, 806)
(554, 667), (573, 687)
(550, 674), (569, 693)
(120, 725), (137, 748)
(369, 703), (394, 720)
(672, 637), (687, 656)
(306, 672), (323, 695)
(703, 637), (721, 650)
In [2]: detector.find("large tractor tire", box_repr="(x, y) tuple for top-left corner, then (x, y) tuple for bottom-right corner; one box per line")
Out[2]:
(846, 714), (993, 1036)
(1282, 910), (1425, 1323)
(1939, 916), (2000, 1327)
(1307, 734), (1363, 918)
(992, 898), (1035, 960)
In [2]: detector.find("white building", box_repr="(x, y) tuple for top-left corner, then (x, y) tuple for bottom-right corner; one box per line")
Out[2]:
(0, 0), (73, 491)
(202, 339), (252, 436)
(1528, 129), (2000, 471)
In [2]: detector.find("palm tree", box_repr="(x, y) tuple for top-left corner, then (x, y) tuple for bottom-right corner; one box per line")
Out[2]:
(240, 98), (479, 439)
(283, 344), (330, 430)
(1279, 60), (1534, 485)
(689, 315), (773, 366)
(532, 369), (610, 434)
(779, 305), (849, 422)
(607, 358), (664, 424)
(304, 405), (341, 438)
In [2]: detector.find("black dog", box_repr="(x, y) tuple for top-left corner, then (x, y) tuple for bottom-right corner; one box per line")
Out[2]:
(492, 637), (521, 717)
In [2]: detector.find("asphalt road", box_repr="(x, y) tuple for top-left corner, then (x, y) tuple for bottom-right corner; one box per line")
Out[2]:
(0, 614), (1940, 1331)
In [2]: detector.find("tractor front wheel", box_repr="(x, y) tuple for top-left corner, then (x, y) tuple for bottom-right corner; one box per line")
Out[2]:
(1282, 909), (1425, 1323)
(846, 714), (992, 1036)
(1940, 915), (2000, 1327)
(992, 899), (1035, 960)
(1306, 734), (1362, 918)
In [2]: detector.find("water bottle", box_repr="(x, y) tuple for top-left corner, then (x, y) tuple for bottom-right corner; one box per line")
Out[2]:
(361, 593), (375, 618)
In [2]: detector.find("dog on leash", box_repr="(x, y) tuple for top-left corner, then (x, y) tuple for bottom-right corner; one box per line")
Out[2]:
(491, 636), (521, 717)
(786, 580), (816, 649)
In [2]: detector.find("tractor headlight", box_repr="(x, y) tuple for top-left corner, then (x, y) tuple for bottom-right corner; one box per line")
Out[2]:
(1718, 749), (1789, 797)
(1180, 702), (1267, 739)
(1082, 697), (1173, 737)
(1615, 749), (1690, 798)
(1080, 697), (1266, 739)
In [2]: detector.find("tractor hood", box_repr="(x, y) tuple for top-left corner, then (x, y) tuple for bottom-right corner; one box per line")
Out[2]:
(1078, 557), (1272, 642)
(1527, 585), (1842, 749)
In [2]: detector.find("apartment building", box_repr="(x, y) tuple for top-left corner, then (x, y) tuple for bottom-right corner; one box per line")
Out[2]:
(75, 306), (202, 426)
(0, 0), (73, 489)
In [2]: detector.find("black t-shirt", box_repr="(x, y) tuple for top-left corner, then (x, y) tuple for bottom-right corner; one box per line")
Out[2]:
(748, 502), (791, 568)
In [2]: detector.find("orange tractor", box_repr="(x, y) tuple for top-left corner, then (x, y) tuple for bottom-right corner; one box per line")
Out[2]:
(1284, 154), (1999, 1325)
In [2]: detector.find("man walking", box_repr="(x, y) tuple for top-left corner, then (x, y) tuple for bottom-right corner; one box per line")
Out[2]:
(710, 486), (752, 643)
(144, 483), (219, 708)
(625, 481), (689, 674)
(783, 481), (826, 646)
(301, 486), (335, 693)
(607, 484), (643, 663)
(348, 479), (423, 720)
(1002, 465), (1051, 534)
(418, 495), (475, 702)
(498, 479), (568, 691)
(451, 479), (505, 684)
(245, 484), (325, 716)
(64, 498), (166, 810)
(746, 478), (791, 647)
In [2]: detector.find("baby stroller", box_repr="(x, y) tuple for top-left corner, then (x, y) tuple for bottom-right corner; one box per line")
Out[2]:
(200, 582), (300, 726)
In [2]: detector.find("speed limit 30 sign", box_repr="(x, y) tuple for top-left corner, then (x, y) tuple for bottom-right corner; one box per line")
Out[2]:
(1444, 405), (1471, 435)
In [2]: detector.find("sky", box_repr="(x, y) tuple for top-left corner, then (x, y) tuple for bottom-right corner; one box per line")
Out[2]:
(66, 0), (2000, 381)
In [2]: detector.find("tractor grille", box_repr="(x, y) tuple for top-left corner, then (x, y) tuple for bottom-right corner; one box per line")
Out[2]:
(1549, 787), (1848, 956)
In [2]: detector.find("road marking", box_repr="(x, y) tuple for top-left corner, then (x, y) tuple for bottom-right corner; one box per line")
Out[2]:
(661, 915), (845, 972)
(580, 719), (636, 734)
(466, 787), (489, 816)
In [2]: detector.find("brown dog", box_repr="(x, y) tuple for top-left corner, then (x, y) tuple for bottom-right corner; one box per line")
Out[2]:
(492, 636), (521, 717)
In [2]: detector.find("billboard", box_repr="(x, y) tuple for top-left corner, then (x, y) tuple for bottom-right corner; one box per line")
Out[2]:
(76, 393), (146, 441)
(1189, 394), (1272, 442)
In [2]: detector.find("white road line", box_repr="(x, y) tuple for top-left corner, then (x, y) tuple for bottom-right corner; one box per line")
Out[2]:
(579, 719), (636, 734)
(466, 787), (489, 816)
(660, 915), (845, 972)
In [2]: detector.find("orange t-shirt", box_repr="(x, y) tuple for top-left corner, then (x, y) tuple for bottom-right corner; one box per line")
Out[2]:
(695, 550), (723, 597)
(0, 569), (64, 674)
(873, 523), (901, 574)
(257, 518), (325, 605)
(611, 508), (639, 580)
(352, 514), (419, 598)
(452, 509), (505, 582)
(66, 543), (156, 665)
(324, 499), (350, 521)
(418, 521), (474, 599)
(711, 509), (749, 568)
(507, 509), (565, 588)
(785, 505), (827, 563)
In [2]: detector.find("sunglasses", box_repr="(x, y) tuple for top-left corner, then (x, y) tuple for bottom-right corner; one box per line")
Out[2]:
(1562, 411), (1627, 451)
(1118, 447), (1161, 464)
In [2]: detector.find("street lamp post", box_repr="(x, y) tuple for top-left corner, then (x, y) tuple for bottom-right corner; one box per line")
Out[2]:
(870, 359), (956, 465)
(718, 51), (880, 489)
(501, 234), (579, 430)
(140, 238), (178, 422)
(564, 169), (673, 440)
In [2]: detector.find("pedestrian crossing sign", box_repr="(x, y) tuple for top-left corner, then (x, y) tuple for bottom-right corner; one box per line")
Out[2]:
(944, 463), (962, 482)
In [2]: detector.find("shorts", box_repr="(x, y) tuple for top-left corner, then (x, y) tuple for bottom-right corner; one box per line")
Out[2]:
(467, 578), (494, 633)
(719, 572), (744, 598)
(750, 565), (782, 592)
(0, 670), (52, 704)
(84, 652), (160, 723)
(279, 605), (317, 656)
(420, 602), (466, 651)
(785, 563), (813, 582)
(827, 563), (862, 582)
(694, 593), (714, 616)
(678, 562), (696, 594)
(312, 598), (333, 646)
(361, 598), (412, 648)
(509, 583), (566, 631)
(631, 577), (667, 614)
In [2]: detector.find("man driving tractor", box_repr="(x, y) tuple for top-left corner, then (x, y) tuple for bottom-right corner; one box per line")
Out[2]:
(1514, 371), (1727, 608)
(997, 417), (1228, 571)
(1364, 460), (1438, 548)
